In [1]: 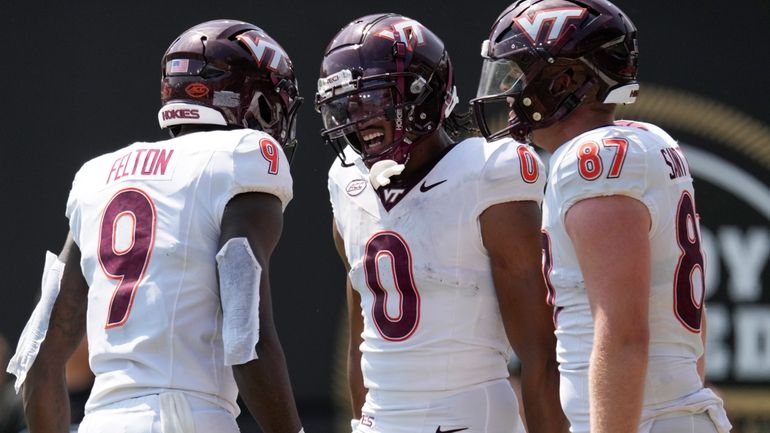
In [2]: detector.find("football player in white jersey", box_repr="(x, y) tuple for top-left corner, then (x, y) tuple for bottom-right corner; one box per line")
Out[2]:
(473, 1), (731, 433)
(7, 20), (305, 433)
(316, 14), (567, 433)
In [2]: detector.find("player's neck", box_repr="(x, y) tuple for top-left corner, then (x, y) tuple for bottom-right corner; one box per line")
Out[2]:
(400, 129), (454, 178)
(533, 104), (615, 153)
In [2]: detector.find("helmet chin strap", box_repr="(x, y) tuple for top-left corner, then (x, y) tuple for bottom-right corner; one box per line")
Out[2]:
(392, 38), (407, 154)
(369, 159), (406, 189)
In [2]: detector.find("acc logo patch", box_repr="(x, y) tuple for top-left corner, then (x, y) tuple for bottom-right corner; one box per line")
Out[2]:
(185, 83), (210, 99)
(346, 179), (367, 196)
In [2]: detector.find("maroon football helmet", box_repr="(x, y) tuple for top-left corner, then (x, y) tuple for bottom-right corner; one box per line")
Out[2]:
(158, 19), (302, 150)
(315, 14), (458, 167)
(471, 0), (639, 142)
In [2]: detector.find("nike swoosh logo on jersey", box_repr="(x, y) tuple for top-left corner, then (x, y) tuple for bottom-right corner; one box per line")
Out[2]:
(420, 179), (447, 192)
(435, 427), (469, 433)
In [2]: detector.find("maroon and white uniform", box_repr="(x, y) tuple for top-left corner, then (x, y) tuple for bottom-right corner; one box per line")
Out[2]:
(541, 121), (730, 433)
(330, 136), (544, 433)
(65, 129), (291, 417)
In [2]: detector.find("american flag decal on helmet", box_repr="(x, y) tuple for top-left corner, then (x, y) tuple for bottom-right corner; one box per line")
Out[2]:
(167, 59), (190, 74)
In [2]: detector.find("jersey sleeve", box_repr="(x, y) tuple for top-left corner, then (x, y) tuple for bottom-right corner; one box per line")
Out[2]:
(475, 140), (546, 217)
(553, 133), (651, 224)
(210, 131), (293, 226)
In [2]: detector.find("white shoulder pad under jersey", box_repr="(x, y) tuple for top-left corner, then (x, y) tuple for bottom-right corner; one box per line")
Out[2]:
(63, 128), (291, 416)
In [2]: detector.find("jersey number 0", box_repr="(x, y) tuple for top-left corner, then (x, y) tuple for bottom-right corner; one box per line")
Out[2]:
(364, 231), (421, 341)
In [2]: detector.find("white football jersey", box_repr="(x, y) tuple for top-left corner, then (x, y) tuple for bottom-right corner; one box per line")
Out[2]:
(329, 137), (545, 398)
(542, 121), (725, 432)
(65, 129), (292, 415)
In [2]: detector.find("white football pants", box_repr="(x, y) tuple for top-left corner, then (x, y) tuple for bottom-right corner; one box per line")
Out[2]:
(78, 392), (239, 433)
(356, 378), (525, 433)
(648, 412), (721, 433)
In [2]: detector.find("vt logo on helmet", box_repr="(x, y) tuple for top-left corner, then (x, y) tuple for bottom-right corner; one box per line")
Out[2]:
(158, 19), (303, 155)
(513, 7), (586, 43)
(375, 20), (427, 49)
(315, 13), (458, 168)
(471, 0), (639, 143)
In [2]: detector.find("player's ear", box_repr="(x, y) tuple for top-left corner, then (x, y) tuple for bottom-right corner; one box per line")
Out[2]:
(549, 69), (575, 96)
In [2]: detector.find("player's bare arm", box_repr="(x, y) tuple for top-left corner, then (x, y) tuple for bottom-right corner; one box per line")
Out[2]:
(219, 192), (302, 433)
(333, 221), (366, 421)
(345, 282), (365, 421)
(480, 200), (568, 433)
(23, 233), (88, 433)
(566, 195), (651, 433)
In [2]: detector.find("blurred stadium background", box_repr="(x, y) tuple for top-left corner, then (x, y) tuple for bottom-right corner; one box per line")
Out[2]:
(1, 0), (768, 431)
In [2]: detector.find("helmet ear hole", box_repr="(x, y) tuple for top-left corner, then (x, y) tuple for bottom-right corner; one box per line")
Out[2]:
(245, 91), (281, 130)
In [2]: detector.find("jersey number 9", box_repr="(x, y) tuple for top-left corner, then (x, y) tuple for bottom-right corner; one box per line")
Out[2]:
(98, 188), (157, 328)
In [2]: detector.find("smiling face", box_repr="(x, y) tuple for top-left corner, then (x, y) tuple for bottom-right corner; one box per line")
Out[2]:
(356, 109), (396, 162)
(319, 84), (405, 167)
